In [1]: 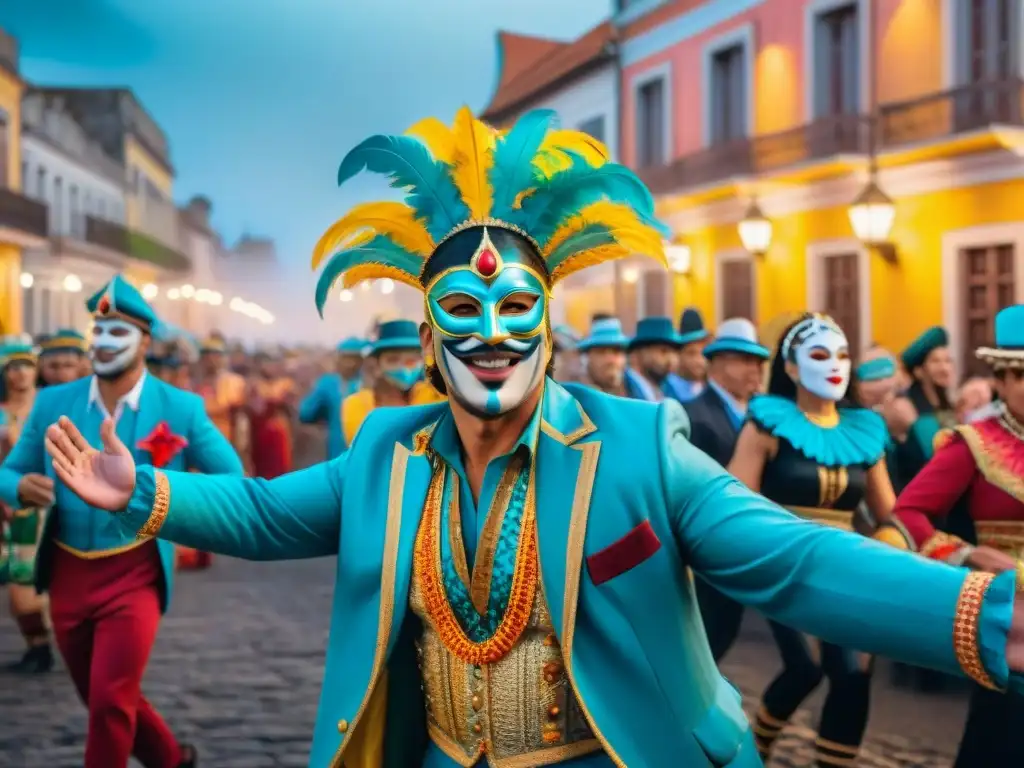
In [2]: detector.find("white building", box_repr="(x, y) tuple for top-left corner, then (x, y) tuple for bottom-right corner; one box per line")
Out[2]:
(19, 89), (129, 334)
(479, 23), (621, 331)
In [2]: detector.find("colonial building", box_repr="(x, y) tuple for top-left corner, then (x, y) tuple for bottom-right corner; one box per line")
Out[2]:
(480, 23), (624, 330)
(0, 28), (47, 335)
(618, 0), (1024, 375)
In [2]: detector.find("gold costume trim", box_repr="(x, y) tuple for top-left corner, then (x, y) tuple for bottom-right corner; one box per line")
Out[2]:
(974, 520), (1024, 557)
(136, 470), (171, 539)
(953, 571), (1000, 690)
(786, 505), (854, 531)
(952, 423), (1024, 505)
(919, 531), (968, 559)
(54, 538), (150, 559)
(469, 456), (522, 615)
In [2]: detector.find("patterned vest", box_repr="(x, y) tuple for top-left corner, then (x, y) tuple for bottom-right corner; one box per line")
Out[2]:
(409, 456), (600, 767)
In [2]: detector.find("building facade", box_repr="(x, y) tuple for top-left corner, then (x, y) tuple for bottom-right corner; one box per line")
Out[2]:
(617, 0), (1024, 375)
(480, 24), (623, 330)
(0, 29), (47, 335)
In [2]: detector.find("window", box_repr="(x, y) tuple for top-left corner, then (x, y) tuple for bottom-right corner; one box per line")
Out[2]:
(98, 198), (107, 219)
(69, 184), (80, 238)
(53, 176), (63, 234)
(721, 259), (754, 320)
(635, 76), (666, 168)
(578, 116), (606, 144)
(709, 44), (747, 143)
(821, 253), (861, 356)
(36, 167), (46, 201)
(812, 3), (860, 117)
(954, 0), (1018, 125)
(960, 243), (1016, 376)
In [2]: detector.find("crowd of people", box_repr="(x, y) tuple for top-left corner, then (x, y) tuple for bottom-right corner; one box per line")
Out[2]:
(3, 107), (1024, 768)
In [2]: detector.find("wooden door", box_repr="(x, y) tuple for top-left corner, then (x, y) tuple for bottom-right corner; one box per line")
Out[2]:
(822, 253), (861, 356)
(639, 269), (670, 318)
(961, 243), (1016, 376)
(721, 259), (754, 320)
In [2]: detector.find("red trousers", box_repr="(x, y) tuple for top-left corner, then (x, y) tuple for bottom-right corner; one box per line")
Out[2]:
(49, 541), (182, 768)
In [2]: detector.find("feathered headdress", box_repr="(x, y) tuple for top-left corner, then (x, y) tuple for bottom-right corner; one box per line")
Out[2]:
(312, 107), (667, 315)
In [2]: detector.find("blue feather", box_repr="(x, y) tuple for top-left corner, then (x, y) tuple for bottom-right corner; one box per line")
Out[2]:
(336, 134), (469, 241)
(314, 236), (421, 316)
(488, 109), (558, 222)
(511, 157), (658, 246)
(544, 224), (617, 272)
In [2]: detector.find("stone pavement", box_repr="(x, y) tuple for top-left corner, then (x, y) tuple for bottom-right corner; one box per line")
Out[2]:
(0, 554), (972, 767)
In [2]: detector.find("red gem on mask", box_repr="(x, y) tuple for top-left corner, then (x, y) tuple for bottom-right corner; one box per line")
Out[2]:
(98, 296), (111, 314)
(477, 249), (497, 276)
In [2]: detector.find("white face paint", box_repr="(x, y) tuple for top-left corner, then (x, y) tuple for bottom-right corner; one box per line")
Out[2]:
(436, 334), (548, 419)
(793, 323), (851, 401)
(90, 318), (143, 378)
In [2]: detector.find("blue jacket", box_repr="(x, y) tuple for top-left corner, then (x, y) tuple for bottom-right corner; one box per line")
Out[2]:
(114, 380), (1019, 767)
(299, 373), (361, 459)
(0, 375), (244, 610)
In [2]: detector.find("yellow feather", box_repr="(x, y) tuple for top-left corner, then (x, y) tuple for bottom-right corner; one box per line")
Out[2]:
(539, 129), (610, 167)
(406, 117), (455, 163)
(551, 243), (632, 283)
(341, 263), (423, 292)
(512, 187), (535, 210)
(449, 106), (494, 219)
(311, 202), (434, 268)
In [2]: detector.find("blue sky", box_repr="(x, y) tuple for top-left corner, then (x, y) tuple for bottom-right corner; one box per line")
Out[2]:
(2, 0), (608, 267)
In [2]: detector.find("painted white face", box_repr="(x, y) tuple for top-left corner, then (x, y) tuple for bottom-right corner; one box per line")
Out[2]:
(436, 334), (548, 419)
(90, 318), (143, 378)
(794, 323), (851, 401)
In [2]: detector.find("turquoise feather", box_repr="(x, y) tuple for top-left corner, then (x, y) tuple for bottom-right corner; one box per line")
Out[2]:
(315, 236), (421, 316)
(488, 109), (558, 222)
(336, 134), (469, 241)
(544, 224), (617, 272)
(512, 157), (658, 246)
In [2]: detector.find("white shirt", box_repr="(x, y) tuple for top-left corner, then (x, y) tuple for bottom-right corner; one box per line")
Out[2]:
(88, 371), (147, 423)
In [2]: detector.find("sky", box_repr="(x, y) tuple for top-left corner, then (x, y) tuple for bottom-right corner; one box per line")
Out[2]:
(1, 0), (609, 339)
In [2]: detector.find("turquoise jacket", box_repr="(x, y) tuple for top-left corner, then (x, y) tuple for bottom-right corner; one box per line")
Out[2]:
(115, 380), (1019, 768)
(0, 375), (244, 610)
(299, 373), (361, 459)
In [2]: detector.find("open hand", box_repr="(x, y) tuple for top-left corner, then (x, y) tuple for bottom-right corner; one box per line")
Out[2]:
(45, 416), (136, 511)
(966, 546), (1018, 574)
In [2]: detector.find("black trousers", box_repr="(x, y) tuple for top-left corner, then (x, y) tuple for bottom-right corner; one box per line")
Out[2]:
(955, 683), (1024, 767)
(755, 621), (872, 766)
(695, 576), (745, 662)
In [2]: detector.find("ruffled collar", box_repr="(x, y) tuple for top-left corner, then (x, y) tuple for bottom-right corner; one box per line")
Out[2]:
(748, 394), (888, 468)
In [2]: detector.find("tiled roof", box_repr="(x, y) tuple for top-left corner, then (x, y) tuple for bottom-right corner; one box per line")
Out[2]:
(481, 22), (616, 122)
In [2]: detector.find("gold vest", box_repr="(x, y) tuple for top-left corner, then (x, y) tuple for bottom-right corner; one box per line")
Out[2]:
(409, 564), (600, 767)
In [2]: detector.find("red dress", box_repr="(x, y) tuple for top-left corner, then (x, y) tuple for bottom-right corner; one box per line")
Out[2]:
(248, 378), (294, 479)
(894, 415), (1024, 559)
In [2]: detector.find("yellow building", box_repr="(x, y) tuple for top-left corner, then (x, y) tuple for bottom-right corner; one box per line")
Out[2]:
(0, 28), (47, 334)
(619, 0), (1024, 377)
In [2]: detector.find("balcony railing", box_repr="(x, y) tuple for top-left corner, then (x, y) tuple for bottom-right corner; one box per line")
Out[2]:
(638, 79), (1023, 196)
(0, 187), (48, 239)
(878, 78), (1024, 150)
(85, 215), (191, 272)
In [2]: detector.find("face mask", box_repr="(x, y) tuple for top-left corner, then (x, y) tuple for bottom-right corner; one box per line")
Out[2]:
(426, 229), (549, 419)
(90, 319), (143, 378)
(383, 363), (423, 393)
(792, 321), (851, 402)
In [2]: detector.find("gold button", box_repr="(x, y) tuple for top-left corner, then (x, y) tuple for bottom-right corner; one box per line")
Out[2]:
(337, 719), (349, 733)
(471, 694), (482, 710)
(472, 723), (483, 734)
(544, 673), (556, 683)
(543, 633), (559, 648)
(548, 705), (560, 719)
(473, 666), (483, 678)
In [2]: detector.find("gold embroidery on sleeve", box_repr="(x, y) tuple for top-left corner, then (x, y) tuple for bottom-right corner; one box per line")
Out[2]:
(136, 469), (171, 539)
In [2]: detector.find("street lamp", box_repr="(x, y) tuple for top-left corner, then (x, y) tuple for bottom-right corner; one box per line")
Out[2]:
(19, 272), (33, 289)
(622, 266), (640, 284)
(379, 278), (395, 295)
(848, 179), (897, 260)
(167, 288), (181, 300)
(339, 289), (353, 302)
(738, 201), (772, 256)
(141, 283), (158, 299)
(664, 242), (691, 275)
(62, 274), (82, 293)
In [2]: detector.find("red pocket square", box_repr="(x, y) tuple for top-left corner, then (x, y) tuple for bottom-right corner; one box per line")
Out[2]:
(586, 520), (662, 586)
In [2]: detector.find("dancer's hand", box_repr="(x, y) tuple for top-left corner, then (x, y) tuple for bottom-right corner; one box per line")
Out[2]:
(16, 473), (53, 507)
(967, 546), (1018, 574)
(45, 416), (136, 511)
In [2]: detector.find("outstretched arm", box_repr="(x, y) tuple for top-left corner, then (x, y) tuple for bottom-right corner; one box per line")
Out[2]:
(46, 415), (341, 561)
(298, 379), (328, 424)
(658, 401), (1023, 691)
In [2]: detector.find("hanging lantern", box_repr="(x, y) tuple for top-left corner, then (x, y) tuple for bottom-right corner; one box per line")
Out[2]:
(738, 201), (772, 255)
(848, 179), (896, 244)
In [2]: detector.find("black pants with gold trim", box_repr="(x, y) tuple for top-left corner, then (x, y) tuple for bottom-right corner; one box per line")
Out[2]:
(754, 621), (871, 767)
(954, 683), (1024, 767)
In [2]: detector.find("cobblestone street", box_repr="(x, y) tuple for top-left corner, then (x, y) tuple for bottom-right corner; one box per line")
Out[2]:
(0, 553), (972, 767)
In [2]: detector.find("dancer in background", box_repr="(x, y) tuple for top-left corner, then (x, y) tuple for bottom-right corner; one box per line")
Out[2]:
(338, 319), (441, 448)
(247, 351), (296, 479)
(298, 336), (365, 460)
(0, 342), (52, 673)
(664, 307), (709, 403)
(728, 313), (911, 767)
(626, 315), (682, 401)
(894, 304), (1024, 767)
(684, 318), (769, 662)
(38, 329), (89, 386)
(551, 323), (582, 383)
(0, 275), (243, 768)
